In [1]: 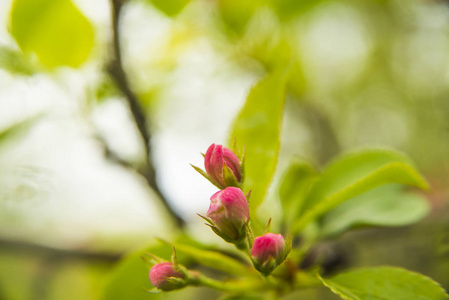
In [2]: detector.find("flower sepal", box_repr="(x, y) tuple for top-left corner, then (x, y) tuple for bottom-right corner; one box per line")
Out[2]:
(223, 163), (241, 188)
(191, 164), (225, 190)
(198, 213), (249, 247)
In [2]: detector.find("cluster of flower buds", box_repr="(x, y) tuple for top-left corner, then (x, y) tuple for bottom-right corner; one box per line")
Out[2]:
(146, 143), (292, 292)
(194, 144), (249, 248)
(195, 143), (290, 275)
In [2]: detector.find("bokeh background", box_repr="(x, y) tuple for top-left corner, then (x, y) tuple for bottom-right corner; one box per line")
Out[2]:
(1, 0), (449, 299)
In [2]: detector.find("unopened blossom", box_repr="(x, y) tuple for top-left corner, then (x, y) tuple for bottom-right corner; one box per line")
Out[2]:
(251, 233), (290, 275)
(206, 187), (249, 243)
(149, 262), (186, 291)
(204, 143), (243, 189)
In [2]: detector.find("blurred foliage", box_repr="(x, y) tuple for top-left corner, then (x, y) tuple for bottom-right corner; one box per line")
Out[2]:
(0, 117), (38, 149)
(0, 46), (37, 75)
(218, 0), (260, 36)
(146, 0), (191, 17)
(0, 243), (113, 300)
(10, 0), (94, 68)
(1, 0), (449, 299)
(278, 160), (318, 227)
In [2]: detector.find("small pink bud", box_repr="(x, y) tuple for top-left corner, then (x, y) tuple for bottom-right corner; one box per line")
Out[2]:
(205, 144), (242, 189)
(149, 262), (186, 291)
(251, 233), (289, 275)
(207, 187), (249, 243)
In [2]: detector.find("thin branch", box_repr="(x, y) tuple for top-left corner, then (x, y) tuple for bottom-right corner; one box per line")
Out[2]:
(108, 0), (185, 228)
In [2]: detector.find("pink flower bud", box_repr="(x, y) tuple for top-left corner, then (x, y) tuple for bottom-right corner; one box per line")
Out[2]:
(205, 144), (242, 189)
(149, 262), (186, 291)
(207, 187), (249, 243)
(251, 233), (289, 275)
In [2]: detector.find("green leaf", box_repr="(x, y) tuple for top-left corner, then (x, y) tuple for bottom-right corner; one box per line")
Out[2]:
(278, 160), (318, 226)
(320, 184), (430, 238)
(10, 0), (94, 68)
(292, 149), (428, 233)
(148, 0), (191, 17)
(228, 69), (288, 223)
(320, 266), (449, 300)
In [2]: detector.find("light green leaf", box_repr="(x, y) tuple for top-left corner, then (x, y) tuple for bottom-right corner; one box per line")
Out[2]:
(10, 0), (94, 68)
(320, 184), (430, 238)
(228, 69), (288, 222)
(292, 149), (428, 233)
(278, 160), (318, 225)
(148, 0), (191, 17)
(320, 266), (449, 300)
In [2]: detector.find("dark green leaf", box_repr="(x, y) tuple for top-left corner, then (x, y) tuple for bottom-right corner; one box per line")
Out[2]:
(10, 0), (94, 68)
(320, 266), (449, 300)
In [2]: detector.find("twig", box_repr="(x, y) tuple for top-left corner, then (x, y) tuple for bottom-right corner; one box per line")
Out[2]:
(108, 0), (185, 228)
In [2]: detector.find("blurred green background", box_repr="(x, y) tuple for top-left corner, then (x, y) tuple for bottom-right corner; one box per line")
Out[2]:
(1, 0), (449, 299)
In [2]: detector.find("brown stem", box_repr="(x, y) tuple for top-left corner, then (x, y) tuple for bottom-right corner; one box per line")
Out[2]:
(108, 0), (185, 228)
